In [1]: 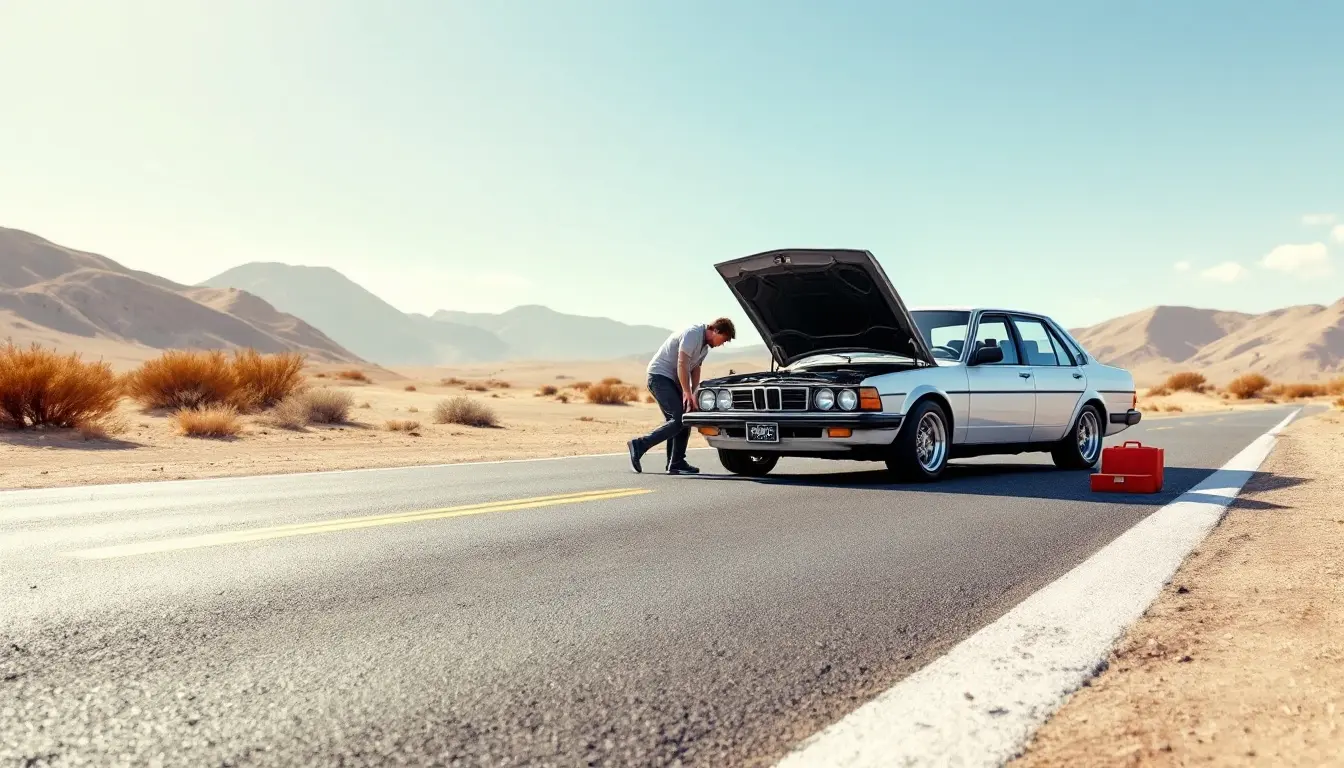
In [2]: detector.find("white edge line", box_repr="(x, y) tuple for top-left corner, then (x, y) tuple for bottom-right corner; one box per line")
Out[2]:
(773, 407), (1302, 768)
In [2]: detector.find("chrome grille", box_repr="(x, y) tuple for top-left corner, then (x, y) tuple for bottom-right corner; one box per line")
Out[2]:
(724, 386), (809, 412)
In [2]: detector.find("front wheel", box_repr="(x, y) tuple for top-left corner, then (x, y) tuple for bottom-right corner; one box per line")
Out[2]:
(885, 400), (950, 482)
(1052, 404), (1103, 469)
(717, 449), (779, 477)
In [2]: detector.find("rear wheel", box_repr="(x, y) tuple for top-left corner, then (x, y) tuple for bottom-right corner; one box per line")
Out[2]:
(717, 449), (779, 477)
(1052, 404), (1103, 469)
(885, 400), (950, 482)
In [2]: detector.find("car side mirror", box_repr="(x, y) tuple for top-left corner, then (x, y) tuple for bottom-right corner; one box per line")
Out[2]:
(971, 346), (1004, 365)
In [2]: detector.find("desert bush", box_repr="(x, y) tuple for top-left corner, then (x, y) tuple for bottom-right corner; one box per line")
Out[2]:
(232, 349), (306, 409)
(1163, 404), (1184, 413)
(385, 419), (420, 432)
(306, 388), (355, 424)
(0, 342), (123, 429)
(1225, 372), (1271, 399)
(1163, 371), (1207, 392)
(336, 369), (370, 382)
(1334, 396), (1344, 409)
(537, 384), (558, 396)
(77, 414), (127, 441)
(264, 395), (312, 430)
(585, 382), (640, 405)
(407, 406), (419, 413)
(1327, 377), (1344, 396)
(404, 384), (417, 392)
(487, 379), (511, 389)
(1146, 385), (1171, 397)
(440, 377), (465, 386)
(433, 396), (499, 427)
(600, 377), (623, 385)
(123, 349), (237, 410)
(556, 393), (570, 403)
(571, 381), (591, 391)
(645, 394), (655, 404)
(577, 415), (595, 422)
(173, 404), (242, 437)
(464, 382), (489, 392)
(1281, 383), (1327, 399)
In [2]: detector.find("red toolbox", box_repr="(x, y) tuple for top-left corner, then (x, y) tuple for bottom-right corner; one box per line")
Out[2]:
(1090, 440), (1164, 493)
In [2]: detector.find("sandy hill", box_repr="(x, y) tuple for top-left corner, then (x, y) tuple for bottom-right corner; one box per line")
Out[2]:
(434, 305), (673, 361)
(1071, 301), (1344, 384)
(0, 226), (361, 367)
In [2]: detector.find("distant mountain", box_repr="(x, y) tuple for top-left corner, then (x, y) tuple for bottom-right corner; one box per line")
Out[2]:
(1070, 302), (1344, 384)
(0, 227), (359, 365)
(200, 263), (509, 366)
(433, 305), (672, 361)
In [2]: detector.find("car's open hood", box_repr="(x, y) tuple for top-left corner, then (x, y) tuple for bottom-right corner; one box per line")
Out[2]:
(714, 248), (936, 368)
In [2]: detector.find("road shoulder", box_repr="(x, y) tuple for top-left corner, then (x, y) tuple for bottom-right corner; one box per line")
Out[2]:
(1011, 407), (1344, 766)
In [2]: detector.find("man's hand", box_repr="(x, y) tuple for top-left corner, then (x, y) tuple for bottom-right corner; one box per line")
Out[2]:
(682, 391), (696, 412)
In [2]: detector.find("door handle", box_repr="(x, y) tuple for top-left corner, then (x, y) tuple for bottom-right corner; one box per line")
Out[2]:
(1019, 372), (1032, 378)
(1072, 372), (1083, 379)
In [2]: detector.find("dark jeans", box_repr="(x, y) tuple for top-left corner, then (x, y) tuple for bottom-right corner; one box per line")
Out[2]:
(633, 374), (689, 468)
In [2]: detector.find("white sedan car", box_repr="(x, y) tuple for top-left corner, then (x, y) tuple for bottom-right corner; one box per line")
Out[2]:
(681, 248), (1141, 481)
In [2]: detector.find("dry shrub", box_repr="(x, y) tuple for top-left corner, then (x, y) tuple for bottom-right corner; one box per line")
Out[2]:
(464, 382), (488, 392)
(577, 416), (595, 422)
(537, 384), (559, 396)
(1163, 371), (1207, 393)
(407, 406), (419, 413)
(572, 381), (591, 391)
(1225, 372), (1271, 399)
(0, 342), (123, 429)
(1163, 404), (1184, 413)
(404, 384), (417, 392)
(173, 404), (241, 438)
(359, 401), (371, 409)
(264, 395), (312, 430)
(440, 377), (465, 386)
(314, 372), (328, 378)
(77, 413), (128, 441)
(585, 382), (640, 405)
(487, 379), (511, 389)
(1333, 396), (1344, 409)
(232, 349), (306, 409)
(306, 388), (354, 424)
(385, 419), (420, 432)
(336, 369), (370, 383)
(123, 349), (237, 410)
(1281, 382), (1327, 399)
(1146, 385), (1171, 397)
(556, 393), (570, 403)
(645, 394), (655, 404)
(601, 377), (623, 385)
(433, 396), (498, 427)
(1324, 377), (1344, 396)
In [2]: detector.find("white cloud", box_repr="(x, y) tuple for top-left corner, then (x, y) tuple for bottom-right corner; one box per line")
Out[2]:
(1302, 213), (1337, 226)
(1200, 262), (1248, 282)
(1260, 242), (1332, 277)
(1173, 261), (1192, 272)
(1333, 225), (1344, 244)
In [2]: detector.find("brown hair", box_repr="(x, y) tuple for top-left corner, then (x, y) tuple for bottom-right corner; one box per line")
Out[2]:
(709, 317), (736, 340)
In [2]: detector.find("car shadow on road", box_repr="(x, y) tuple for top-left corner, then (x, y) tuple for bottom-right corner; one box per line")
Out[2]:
(689, 462), (1307, 509)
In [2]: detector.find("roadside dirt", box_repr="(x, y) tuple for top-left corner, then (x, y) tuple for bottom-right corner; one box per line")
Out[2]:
(1011, 408), (1344, 766)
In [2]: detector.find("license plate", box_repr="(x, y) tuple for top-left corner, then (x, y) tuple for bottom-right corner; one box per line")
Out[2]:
(746, 422), (779, 442)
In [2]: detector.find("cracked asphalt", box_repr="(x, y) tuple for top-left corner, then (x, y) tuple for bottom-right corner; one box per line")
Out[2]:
(0, 407), (1301, 767)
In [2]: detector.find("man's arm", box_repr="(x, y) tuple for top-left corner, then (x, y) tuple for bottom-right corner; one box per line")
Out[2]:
(678, 352), (695, 411)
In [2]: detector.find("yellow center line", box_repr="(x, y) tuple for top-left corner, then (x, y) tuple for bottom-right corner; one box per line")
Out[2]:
(68, 488), (653, 559)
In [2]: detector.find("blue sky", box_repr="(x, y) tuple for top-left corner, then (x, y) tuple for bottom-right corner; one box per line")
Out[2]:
(2, 0), (1341, 346)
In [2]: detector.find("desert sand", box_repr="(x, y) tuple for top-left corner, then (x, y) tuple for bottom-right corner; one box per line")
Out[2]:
(1011, 408), (1344, 766)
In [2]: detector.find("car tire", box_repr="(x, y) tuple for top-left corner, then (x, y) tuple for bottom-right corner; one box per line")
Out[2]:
(1052, 404), (1103, 469)
(885, 399), (950, 482)
(717, 449), (779, 477)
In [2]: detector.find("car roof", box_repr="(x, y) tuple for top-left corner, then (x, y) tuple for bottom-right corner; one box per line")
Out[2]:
(910, 305), (1051, 318)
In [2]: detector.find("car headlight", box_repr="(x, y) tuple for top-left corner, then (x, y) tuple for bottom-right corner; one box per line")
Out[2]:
(837, 389), (858, 411)
(813, 388), (835, 410)
(716, 389), (733, 410)
(697, 389), (717, 411)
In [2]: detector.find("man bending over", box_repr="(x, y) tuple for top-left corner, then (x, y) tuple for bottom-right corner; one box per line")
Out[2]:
(627, 318), (735, 474)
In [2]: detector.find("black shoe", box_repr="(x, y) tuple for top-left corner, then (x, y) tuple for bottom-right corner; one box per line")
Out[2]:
(667, 461), (700, 475)
(627, 440), (644, 473)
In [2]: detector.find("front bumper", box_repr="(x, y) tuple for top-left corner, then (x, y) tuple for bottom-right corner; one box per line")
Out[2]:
(1109, 409), (1142, 426)
(680, 412), (905, 430)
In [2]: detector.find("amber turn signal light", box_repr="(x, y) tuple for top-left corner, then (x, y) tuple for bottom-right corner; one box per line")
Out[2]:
(858, 387), (882, 410)
(826, 427), (852, 438)
(697, 426), (720, 436)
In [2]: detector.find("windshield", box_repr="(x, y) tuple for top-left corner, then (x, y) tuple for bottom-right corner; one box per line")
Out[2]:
(911, 310), (971, 360)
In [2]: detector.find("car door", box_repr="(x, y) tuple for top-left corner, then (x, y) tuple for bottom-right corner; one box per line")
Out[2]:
(1010, 315), (1086, 443)
(964, 313), (1035, 443)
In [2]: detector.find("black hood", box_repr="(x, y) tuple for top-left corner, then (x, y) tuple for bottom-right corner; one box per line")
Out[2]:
(714, 249), (936, 368)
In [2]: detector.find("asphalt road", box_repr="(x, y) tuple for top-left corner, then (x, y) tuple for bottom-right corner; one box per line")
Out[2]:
(0, 406), (1305, 767)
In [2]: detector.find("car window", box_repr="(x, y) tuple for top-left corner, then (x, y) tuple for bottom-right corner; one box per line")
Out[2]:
(1012, 317), (1063, 366)
(972, 316), (1018, 365)
(912, 310), (970, 360)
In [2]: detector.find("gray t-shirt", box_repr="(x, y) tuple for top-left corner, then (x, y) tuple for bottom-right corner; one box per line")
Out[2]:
(647, 324), (708, 383)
